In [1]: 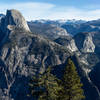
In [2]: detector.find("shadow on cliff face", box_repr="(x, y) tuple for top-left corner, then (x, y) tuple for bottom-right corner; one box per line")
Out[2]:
(9, 76), (31, 100)
(0, 59), (8, 89)
(89, 62), (100, 92)
(0, 58), (32, 100)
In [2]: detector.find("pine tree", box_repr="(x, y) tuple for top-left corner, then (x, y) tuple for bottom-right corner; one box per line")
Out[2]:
(61, 58), (85, 100)
(29, 74), (43, 100)
(29, 67), (61, 100)
(39, 67), (62, 100)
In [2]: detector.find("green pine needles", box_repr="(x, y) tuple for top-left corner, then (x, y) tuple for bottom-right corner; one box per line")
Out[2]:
(61, 58), (85, 100)
(29, 58), (85, 100)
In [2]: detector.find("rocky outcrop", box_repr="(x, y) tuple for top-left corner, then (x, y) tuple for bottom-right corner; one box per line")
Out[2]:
(74, 32), (95, 53)
(54, 36), (78, 52)
(0, 9), (30, 48)
(82, 35), (95, 53)
(0, 9), (30, 33)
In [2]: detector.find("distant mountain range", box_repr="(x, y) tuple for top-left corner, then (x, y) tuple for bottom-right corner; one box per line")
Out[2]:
(29, 19), (86, 26)
(0, 10), (100, 100)
(29, 19), (100, 36)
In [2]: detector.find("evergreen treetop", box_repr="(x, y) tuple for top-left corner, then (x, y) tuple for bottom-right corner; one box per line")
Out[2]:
(61, 58), (85, 100)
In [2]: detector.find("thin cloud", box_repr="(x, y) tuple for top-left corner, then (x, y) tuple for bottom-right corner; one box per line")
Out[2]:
(0, 2), (100, 21)
(0, 2), (55, 20)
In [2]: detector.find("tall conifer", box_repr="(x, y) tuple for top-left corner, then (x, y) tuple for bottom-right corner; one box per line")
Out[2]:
(61, 58), (85, 100)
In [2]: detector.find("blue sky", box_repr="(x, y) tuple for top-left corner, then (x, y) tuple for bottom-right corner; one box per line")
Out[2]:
(0, 0), (100, 20)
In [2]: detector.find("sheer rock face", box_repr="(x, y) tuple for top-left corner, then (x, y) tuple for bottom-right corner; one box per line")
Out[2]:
(0, 9), (30, 33)
(54, 36), (78, 52)
(82, 35), (95, 53)
(74, 32), (95, 53)
(66, 39), (78, 52)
